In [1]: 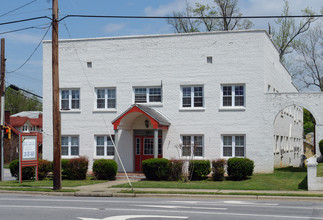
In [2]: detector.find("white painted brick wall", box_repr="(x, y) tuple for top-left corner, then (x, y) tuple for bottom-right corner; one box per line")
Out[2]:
(43, 30), (303, 173)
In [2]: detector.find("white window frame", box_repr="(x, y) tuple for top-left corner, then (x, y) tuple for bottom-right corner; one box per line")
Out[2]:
(95, 88), (116, 110)
(220, 84), (245, 108)
(180, 135), (204, 158)
(61, 135), (79, 158)
(133, 87), (162, 104)
(95, 135), (115, 158)
(60, 89), (80, 110)
(221, 135), (246, 158)
(181, 85), (204, 109)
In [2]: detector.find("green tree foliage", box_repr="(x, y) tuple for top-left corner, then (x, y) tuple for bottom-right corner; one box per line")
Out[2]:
(5, 87), (42, 115)
(167, 0), (253, 33)
(303, 108), (315, 135)
(271, 0), (316, 61)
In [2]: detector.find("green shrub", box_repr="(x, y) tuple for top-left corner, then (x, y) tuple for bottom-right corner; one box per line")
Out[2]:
(319, 140), (323, 155)
(92, 159), (118, 180)
(227, 157), (254, 180)
(169, 160), (183, 181)
(38, 159), (52, 180)
(9, 159), (35, 180)
(212, 159), (226, 181)
(63, 157), (89, 180)
(189, 160), (211, 180)
(61, 159), (71, 179)
(142, 158), (170, 181)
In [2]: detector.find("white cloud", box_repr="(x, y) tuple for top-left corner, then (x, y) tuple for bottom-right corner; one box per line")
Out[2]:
(144, 0), (186, 16)
(102, 23), (126, 34)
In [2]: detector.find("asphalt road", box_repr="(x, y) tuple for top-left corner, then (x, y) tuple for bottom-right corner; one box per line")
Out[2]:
(0, 194), (323, 220)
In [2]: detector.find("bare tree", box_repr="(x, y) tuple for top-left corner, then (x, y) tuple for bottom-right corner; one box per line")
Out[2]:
(167, 0), (253, 33)
(271, 0), (316, 61)
(294, 23), (323, 91)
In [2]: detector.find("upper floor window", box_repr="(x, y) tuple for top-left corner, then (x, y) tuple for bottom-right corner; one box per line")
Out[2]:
(222, 85), (245, 107)
(96, 135), (115, 156)
(61, 136), (79, 156)
(134, 87), (162, 104)
(61, 89), (80, 110)
(22, 125), (28, 132)
(182, 86), (203, 108)
(222, 135), (245, 157)
(96, 88), (116, 109)
(181, 135), (203, 157)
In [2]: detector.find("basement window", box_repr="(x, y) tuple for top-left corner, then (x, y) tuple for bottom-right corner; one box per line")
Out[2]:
(207, 56), (213, 64)
(87, 62), (92, 68)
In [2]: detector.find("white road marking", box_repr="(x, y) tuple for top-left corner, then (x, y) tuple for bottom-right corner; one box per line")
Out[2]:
(135, 204), (227, 210)
(0, 205), (98, 211)
(224, 200), (278, 206)
(78, 215), (187, 220)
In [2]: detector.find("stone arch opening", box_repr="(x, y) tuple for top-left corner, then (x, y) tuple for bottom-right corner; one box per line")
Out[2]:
(273, 105), (317, 168)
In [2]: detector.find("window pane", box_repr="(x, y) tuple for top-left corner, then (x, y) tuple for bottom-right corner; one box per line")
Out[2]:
(235, 86), (244, 106)
(223, 136), (232, 146)
(235, 136), (245, 157)
(182, 136), (191, 156)
(134, 88), (147, 103)
(71, 90), (80, 109)
(96, 136), (104, 146)
(136, 138), (140, 155)
(97, 89), (105, 109)
(223, 136), (232, 157)
(61, 90), (70, 110)
(144, 138), (154, 155)
(194, 147), (203, 156)
(223, 147), (232, 156)
(235, 147), (244, 157)
(149, 88), (161, 102)
(182, 147), (191, 156)
(107, 89), (116, 108)
(61, 90), (69, 99)
(71, 147), (79, 156)
(97, 99), (105, 108)
(106, 147), (114, 155)
(61, 137), (68, 146)
(182, 87), (191, 107)
(223, 86), (232, 106)
(158, 138), (162, 155)
(62, 147), (68, 156)
(96, 146), (104, 156)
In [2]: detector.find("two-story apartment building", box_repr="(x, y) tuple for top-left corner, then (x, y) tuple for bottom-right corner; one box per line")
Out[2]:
(42, 30), (303, 173)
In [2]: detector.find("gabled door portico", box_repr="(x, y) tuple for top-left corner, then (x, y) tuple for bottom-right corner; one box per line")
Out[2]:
(112, 104), (170, 172)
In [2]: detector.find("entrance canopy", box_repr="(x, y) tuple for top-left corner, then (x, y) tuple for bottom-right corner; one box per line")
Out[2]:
(112, 104), (170, 130)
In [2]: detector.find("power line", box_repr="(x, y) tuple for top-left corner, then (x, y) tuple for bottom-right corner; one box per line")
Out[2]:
(59, 14), (323, 22)
(0, 16), (51, 26)
(5, 24), (51, 74)
(0, 24), (50, 35)
(0, 0), (39, 18)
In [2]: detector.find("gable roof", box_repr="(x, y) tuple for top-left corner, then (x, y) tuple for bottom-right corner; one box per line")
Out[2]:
(10, 116), (42, 127)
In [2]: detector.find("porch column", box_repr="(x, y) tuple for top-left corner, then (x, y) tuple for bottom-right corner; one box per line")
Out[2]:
(114, 129), (119, 166)
(154, 129), (158, 158)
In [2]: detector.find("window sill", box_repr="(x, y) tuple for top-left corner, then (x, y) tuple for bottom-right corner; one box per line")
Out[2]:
(93, 109), (117, 113)
(62, 155), (79, 159)
(219, 106), (246, 111)
(179, 107), (205, 112)
(60, 109), (81, 113)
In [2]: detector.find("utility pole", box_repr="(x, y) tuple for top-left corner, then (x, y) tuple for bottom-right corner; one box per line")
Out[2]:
(52, 0), (61, 190)
(0, 38), (5, 181)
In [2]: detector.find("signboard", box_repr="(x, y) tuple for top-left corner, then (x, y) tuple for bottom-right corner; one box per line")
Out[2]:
(19, 134), (38, 183)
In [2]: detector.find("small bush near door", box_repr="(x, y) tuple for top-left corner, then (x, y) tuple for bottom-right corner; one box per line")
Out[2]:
(92, 159), (118, 180)
(212, 159), (226, 181)
(62, 157), (89, 180)
(142, 158), (170, 180)
(169, 160), (184, 181)
(227, 157), (254, 180)
(189, 160), (211, 180)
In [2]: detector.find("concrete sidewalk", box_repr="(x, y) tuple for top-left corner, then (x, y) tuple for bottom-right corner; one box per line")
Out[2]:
(1, 178), (323, 201)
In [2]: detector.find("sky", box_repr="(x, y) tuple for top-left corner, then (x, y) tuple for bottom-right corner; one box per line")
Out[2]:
(0, 0), (322, 97)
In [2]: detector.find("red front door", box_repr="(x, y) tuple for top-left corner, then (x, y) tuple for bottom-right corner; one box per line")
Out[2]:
(135, 136), (162, 172)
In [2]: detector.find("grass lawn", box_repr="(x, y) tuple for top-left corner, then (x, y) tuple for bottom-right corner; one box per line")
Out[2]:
(0, 177), (106, 188)
(113, 167), (308, 191)
(317, 163), (323, 177)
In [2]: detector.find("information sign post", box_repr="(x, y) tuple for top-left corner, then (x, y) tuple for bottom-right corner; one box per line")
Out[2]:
(19, 134), (38, 183)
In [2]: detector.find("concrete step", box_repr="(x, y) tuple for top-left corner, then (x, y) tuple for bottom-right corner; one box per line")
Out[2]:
(116, 173), (146, 181)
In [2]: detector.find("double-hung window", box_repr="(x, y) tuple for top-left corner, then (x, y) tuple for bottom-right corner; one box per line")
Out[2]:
(182, 86), (203, 108)
(96, 88), (116, 109)
(61, 136), (79, 156)
(222, 135), (245, 157)
(134, 87), (162, 104)
(60, 89), (80, 110)
(96, 135), (114, 156)
(221, 85), (245, 107)
(181, 135), (203, 157)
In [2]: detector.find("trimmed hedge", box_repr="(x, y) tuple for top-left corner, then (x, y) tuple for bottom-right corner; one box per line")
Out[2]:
(62, 157), (89, 180)
(92, 159), (118, 180)
(142, 158), (170, 181)
(189, 160), (211, 180)
(227, 157), (254, 180)
(212, 159), (226, 181)
(9, 159), (35, 180)
(169, 160), (183, 181)
(38, 159), (52, 180)
(319, 139), (323, 155)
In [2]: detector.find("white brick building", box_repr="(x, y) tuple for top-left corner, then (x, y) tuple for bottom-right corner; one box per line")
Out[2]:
(43, 30), (303, 173)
